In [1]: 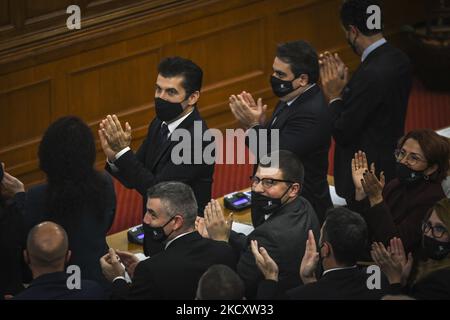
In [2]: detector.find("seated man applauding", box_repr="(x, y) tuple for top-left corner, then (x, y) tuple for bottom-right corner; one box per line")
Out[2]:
(253, 207), (389, 300)
(100, 182), (236, 300)
(199, 150), (320, 299)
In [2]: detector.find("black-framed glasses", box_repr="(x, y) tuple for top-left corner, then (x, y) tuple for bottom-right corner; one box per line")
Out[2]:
(422, 220), (448, 239)
(394, 148), (427, 166)
(250, 175), (295, 189)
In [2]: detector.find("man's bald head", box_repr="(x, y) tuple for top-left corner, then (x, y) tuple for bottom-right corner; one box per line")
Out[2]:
(26, 221), (69, 269)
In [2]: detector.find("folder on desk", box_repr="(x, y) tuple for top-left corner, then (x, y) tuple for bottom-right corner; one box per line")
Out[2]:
(231, 221), (254, 236)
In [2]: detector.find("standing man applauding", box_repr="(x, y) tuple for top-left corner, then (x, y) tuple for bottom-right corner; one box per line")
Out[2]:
(320, 0), (412, 203)
(98, 57), (214, 256)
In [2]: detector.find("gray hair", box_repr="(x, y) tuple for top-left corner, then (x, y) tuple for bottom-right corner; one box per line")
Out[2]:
(147, 181), (198, 227)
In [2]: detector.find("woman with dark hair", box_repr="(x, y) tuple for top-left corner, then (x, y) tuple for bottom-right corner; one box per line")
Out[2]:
(25, 116), (116, 287)
(0, 163), (26, 298)
(350, 129), (449, 254)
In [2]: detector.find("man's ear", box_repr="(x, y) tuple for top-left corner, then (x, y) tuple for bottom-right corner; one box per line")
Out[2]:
(321, 242), (332, 258)
(289, 183), (301, 197)
(349, 24), (359, 37)
(174, 215), (184, 231)
(23, 250), (30, 265)
(294, 74), (309, 87)
(66, 250), (72, 264)
(187, 91), (200, 106)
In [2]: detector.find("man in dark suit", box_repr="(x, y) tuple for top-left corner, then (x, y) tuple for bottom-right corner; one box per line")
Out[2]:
(254, 207), (389, 300)
(98, 57), (214, 256)
(200, 150), (320, 299)
(320, 0), (412, 202)
(229, 40), (333, 224)
(100, 182), (236, 300)
(13, 221), (106, 300)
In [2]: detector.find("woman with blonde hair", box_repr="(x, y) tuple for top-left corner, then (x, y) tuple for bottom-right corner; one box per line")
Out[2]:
(371, 198), (450, 299)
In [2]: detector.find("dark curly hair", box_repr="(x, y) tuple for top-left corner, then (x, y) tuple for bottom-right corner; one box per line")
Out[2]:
(38, 116), (108, 224)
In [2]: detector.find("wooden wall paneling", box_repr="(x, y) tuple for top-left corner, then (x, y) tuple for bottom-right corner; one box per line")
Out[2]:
(0, 0), (11, 30)
(170, 0), (269, 132)
(0, 0), (428, 188)
(66, 29), (170, 174)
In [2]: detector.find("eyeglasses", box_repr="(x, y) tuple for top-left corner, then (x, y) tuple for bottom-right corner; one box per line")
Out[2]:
(394, 149), (427, 166)
(250, 175), (294, 189)
(422, 221), (448, 239)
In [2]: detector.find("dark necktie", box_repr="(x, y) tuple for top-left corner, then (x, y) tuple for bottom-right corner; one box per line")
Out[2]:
(159, 122), (169, 145)
(270, 101), (288, 128)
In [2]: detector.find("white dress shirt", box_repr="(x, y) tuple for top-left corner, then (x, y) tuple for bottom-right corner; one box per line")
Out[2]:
(107, 109), (194, 171)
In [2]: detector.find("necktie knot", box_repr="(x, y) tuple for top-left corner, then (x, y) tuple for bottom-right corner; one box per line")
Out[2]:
(159, 123), (169, 144)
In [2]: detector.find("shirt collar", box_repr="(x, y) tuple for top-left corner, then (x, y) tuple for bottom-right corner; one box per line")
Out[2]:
(322, 265), (357, 276)
(286, 83), (317, 106)
(163, 109), (194, 135)
(361, 38), (387, 62)
(165, 230), (195, 250)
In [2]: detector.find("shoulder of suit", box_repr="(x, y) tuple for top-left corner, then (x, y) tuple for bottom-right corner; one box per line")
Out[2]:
(364, 44), (410, 71)
(27, 183), (48, 194)
(289, 89), (328, 112)
(201, 236), (233, 250)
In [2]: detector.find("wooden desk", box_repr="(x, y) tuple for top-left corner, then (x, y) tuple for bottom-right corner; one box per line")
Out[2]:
(106, 189), (252, 253)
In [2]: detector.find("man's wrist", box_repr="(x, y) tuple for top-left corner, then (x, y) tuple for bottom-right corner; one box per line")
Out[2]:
(244, 121), (260, 130)
(301, 275), (317, 284)
(112, 275), (128, 283)
(329, 97), (342, 104)
(387, 276), (402, 285)
(114, 146), (131, 160)
(265, 274), (279, 282)
(210, 234), (229, 243)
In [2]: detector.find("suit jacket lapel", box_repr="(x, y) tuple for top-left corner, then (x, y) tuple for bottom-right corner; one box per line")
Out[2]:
(150, 108), (198, 171)
(266, 101), (286, 128)
(271, 85), (320, 129)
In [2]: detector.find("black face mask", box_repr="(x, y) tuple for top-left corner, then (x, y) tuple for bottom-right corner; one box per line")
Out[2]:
(270, 75), (298, 98)
(423, 235), (450, 260)
(154, 97), (185, 122)
(147, 216), (175, 243)
(396, 162), (428, 184)
(251, 185), (292, 215)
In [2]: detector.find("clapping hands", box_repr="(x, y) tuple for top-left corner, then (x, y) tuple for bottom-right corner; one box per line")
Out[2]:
(370, 237), (413, 286)
(98, 115), (132, 162)
(319, 51), (349, 101)
(203, 199), (233, 242)
(351, 150), (385, 205)
(229, 91), (267, 129)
